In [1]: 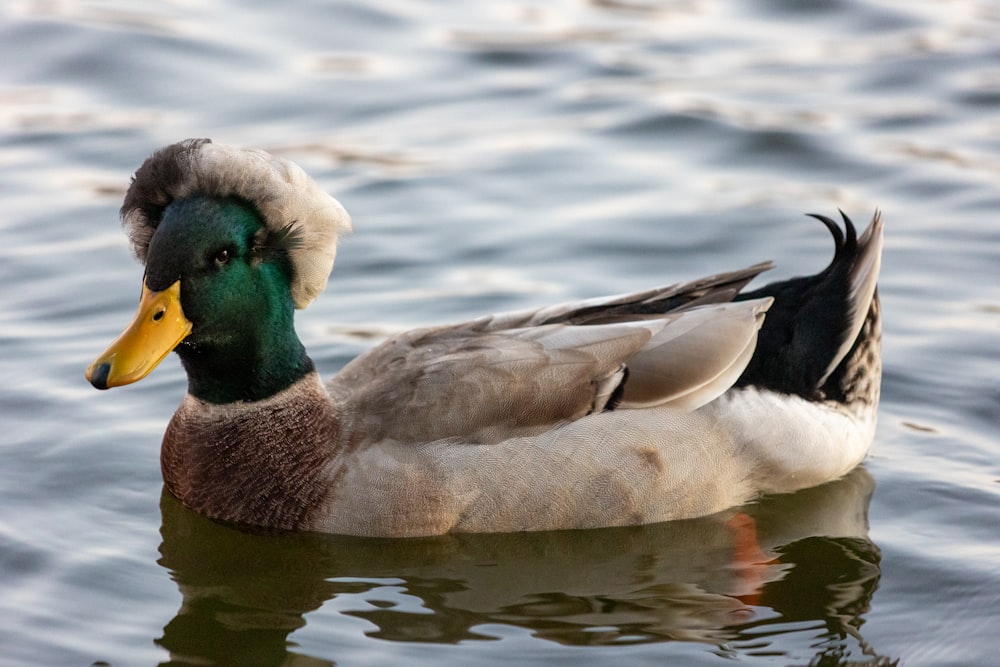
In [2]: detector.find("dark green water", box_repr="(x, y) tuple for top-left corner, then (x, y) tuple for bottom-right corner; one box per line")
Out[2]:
(2, 1), (998, 665)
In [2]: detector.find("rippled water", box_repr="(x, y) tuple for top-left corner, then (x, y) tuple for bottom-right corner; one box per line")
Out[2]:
(2, 1), (999, 665)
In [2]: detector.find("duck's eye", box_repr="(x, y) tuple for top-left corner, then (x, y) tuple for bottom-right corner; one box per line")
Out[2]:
(214, 249), (231, 266)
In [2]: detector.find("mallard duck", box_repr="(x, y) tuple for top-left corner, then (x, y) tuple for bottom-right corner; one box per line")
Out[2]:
(86, 139), (882, 537)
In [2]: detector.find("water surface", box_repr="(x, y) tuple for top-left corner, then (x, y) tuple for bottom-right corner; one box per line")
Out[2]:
(1, 1), (998, 665)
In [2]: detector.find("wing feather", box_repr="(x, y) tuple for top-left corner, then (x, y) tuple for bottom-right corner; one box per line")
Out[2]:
(331, 297), (772, 444)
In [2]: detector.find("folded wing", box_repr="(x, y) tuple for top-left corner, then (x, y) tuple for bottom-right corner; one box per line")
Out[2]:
(331, 270), (773, 445)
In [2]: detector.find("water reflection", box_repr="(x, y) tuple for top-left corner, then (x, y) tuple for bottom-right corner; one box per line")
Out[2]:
(156, 467), (896, 665)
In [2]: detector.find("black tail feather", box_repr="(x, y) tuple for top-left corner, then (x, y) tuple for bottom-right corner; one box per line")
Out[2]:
(734, 212), (882, 402)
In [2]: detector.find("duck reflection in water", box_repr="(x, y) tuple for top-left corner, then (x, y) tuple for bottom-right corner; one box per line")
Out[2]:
(155, 467), (897, 666)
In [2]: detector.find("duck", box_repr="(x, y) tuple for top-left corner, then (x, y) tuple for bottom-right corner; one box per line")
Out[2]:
(86, 138), (883, 538)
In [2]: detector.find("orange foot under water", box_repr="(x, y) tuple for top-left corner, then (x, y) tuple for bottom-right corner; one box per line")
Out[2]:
(726, 512), (779, 608)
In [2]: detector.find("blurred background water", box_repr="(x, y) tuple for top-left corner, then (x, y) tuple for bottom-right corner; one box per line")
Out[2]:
(1, 1), (999, 665)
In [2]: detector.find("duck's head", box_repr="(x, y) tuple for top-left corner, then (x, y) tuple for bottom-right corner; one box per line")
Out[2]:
(85, 139), (352, 401)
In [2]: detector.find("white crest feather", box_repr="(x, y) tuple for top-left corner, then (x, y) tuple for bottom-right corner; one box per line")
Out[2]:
(121, 139), (352, 309)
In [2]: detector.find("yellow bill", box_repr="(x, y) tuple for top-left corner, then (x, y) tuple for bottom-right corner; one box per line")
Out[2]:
(86, 280), (192, 389)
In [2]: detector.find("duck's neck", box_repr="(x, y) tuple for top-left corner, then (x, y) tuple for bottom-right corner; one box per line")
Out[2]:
(177, 315), (313, 404)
